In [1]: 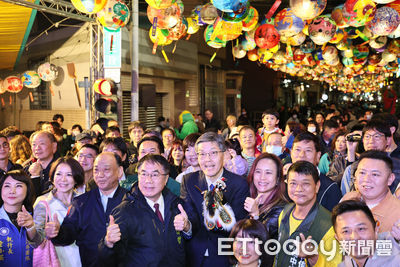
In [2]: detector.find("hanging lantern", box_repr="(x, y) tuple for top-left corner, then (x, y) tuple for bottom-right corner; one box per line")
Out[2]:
(241, 37), (257, 51)
(167, 17), (188, 40)
(204, 24), (227, 48)
(97, 0), (130, 30)
(3, 76), (23, 93)
(145, 0), (175, 9)
(0, 80), (5, 94)
(232, 44), (247, 59)
(367, 7), (400, 36)
(293, 48), (306, 62)
(147, 3), (181, 29)
(71, 0), (107, 14)
(331, 5), (348, 28)
(212, 17), (243, 42)
(211, 0), (248, 13)
(287, 32), (306, 46)
(309, 16), (337, 45)
(290, 0), (327, 20)
(21, 71), (41, 89)
(254, 24), (280, 49)
(247, 49), (259, 61)
(322, 46), (338, 61)
(149, 25), (172, 46)
(274, 8), (305, 37)
(300, 40), (316, 53)
(242, 6), (259, 31)
(186, 17), (200, 35)
(369, 36), (387, 49)
(329, 29), (345, 44)
(93, 79), (117, 96)
(387, 39), (400, 54)
(221, 1), (250, 23)
(200, 3), (219, 25)
(37, 62), (58, 82)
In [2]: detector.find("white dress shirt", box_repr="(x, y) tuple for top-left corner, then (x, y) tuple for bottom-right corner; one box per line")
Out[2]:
(99, 186), (118, 212)
(144, 195), (165, 220)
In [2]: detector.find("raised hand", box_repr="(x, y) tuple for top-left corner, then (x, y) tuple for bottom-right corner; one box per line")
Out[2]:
(45, 213), (60, 239)
(244, 194), (266, 217)
(391, 219), (400, 242)
(105, 215), (121, 248)
(298, 233), (319, 265)
(17, 205), (34, 229)
(28, 161), (42, 177)
(174, 204), (190, 232)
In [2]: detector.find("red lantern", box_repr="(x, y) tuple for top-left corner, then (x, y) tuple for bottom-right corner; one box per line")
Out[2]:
(254, 24), (280, 49)
(3, 76), (23, 93)
(93, 79), (116, 96)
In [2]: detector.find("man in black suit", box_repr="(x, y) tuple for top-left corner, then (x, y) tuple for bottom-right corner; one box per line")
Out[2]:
(176, 132), (249, 267)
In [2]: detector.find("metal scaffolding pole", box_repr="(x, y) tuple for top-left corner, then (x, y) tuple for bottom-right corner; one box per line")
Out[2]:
(131, 0), (139, 121)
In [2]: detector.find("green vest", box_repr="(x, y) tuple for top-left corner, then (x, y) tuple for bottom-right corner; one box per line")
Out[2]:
(275, 202), (332, 267)
(120, 174), (181, 197)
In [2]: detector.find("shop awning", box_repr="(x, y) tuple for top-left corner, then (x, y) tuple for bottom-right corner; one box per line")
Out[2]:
(0, 0), (37, 70)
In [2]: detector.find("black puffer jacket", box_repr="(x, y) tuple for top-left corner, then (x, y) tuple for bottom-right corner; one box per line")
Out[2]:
(259, 202), (286, 241)
(98, 184), (186, 267)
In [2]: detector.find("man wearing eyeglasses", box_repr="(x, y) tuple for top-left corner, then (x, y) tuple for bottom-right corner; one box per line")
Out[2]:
(178, 132), (249, 267)
(341, 119), (400, 195)
(98, 154), (186, 266)
(75, 144), (99, 193)
(0, 134), (22, 179)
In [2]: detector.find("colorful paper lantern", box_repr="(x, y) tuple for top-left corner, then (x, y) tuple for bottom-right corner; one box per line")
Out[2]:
(367, 7), (400, 36)
(293, 48), (306, 62)
(211, 0), (248, 12)
(382, 50), (397, 61)
(167, 17), (187, 40)
(71, 0), (107, 14)
(322, 46), (338, 61)
(145, 0), (175, 9)
(329, 29), (345, 43)
(247, 49), (259, 61)
(290, 0), (327, 20)
(37, 62), (58, 82)
(186, 17), (200, 34)
(21, 71), (41, 89)
(3, 76), (23, 93)
(387, 0), (400, 14)
(300, 40), (316, 53)
(331, 5), (348, 28)
(257, 48), (274, 63)
(200, 3), (219, 25)
(343, 0), (376, 27)
(232, 44), (247, 59)
(368, 53), (382, 65)
(287, 32), (306, 46)
(204, 24), (227, 48)
(241, 37), (257, 51)
(97, 0), (130, 30)
(242, 6), (259, 31)
(274, 8), (305, 37)
(221, 1), (249, 23)
(149, 25), (172, 46)
(147, 2), (181, 29)
(309, 16), (337, 45)
(212, 17), (242, 42)
(369, 36), (387, 49)
(387, 39), (400, 54)
(254, 24), (280, 49)
(93, 79), (117, 96)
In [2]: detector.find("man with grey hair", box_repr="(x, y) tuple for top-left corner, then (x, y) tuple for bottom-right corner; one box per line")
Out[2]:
(176, 132), (249, 267)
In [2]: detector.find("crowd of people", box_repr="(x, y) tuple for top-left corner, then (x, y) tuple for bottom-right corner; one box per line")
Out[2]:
(1, 105), (400, 267)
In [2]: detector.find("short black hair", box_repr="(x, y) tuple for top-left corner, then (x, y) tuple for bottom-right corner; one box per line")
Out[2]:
(363, 119), (391, 137)
(49, 156), (84, 187)
(358, 150), (393, 172)
(287, 160), (320, 184)
(262, 109), (279, 120)
(350, 123), (365, 132)
(99, 137), (128, 156)
(79, 143), (99, 155)
(157, 116), (166, 122)
(53, 114), (64, 122)
(106, 126), (121, 135)
(72, 124), (83, 132)
(239, 125), (256, 136)
(161, 128), (175, 138)
(183, 133), (201, 151)
(332, 200), (376, 230)
(373, 112), (398, 132)
(293, 131), (321, 152)
(137, 154), (170, 175)
(137, 136), (164, 154)
(323, 119), (339, 129)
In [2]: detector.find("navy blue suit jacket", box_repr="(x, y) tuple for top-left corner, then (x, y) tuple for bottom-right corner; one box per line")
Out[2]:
(180, 169), (249, 267)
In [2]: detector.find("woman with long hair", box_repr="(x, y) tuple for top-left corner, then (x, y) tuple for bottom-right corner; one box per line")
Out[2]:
(0, 170), (40, 266)
(244, 153), (287, 241)
(33, 156), (84, 267)
(168, 140), (184, 175)
(9, 135), (32, 165)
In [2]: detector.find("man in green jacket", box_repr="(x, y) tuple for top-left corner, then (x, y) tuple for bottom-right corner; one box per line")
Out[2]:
(175, 110), (198, 140)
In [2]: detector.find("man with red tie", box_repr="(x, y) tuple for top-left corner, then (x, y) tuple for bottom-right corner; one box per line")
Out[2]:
(98, 154), (186, 266)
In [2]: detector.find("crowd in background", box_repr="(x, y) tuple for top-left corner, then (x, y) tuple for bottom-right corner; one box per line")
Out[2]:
(0, 102), (400, 267)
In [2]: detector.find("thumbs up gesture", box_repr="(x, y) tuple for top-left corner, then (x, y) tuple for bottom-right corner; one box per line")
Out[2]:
(244, 194), (266, 217)
(45, 213), (60, 239)
(105, 215), (121, 248)
(174, 204), (190, 232)
(17, 205), (34, 229)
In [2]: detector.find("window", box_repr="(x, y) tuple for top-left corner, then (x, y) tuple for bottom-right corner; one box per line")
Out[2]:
(226, 79), (236, 89)
(30, 81), (51, 110)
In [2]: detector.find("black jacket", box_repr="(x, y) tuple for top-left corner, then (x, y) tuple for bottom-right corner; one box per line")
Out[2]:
(52, 186), (127, 267)
(259, 202), (285, 241)
(98, 184), (185, 267)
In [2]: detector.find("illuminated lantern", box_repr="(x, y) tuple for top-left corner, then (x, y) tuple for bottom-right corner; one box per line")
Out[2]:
(254, 24), (280, 49)
(242, 6), (259, 31)
(331, 5), (348, 28)
(343, 26), (360, 39)
(372, 0), (395, 3)
(0, 80), (5, 94)
(288, 32), (306, 46)
(241, 37), (257, 51)
(145, 0), (174, 9)
(367, 7), (400, 36)
(187, 17), (200, 34)
(368, 53), (382, 65)
(3, 76), (23, 93)
(343, 0), (376, 27)
(211, 0), (248, 12)
(369, 36), (387, 49)
(326, 57), (340, 66)
(388, 24), (400, 38)
(37, 62), (58, 82)
(221, 2), (250, 23)
(300, 40), (316, 53)
(200, 3), (219, 24)
(274, 8), (305, 37)
(149, 25), (172, 46)
(290, 0), (326, 20)
(329, 28), (345, 43)
(212, 17), (243, 42)
(309, 16), (337, 45)
(192, 5), (206, 26)
(167, 17), (187, 40)
(382, 50), (397, 61)
(388, 39), (400, 54)
(353, 44), (369, 60)
(387, 0), (400, 14)
(232, 44), (247, 59)
(93, 79), (117, 96)
(147, 3), (181, 29)
(21, 71), (41, 89)
(204, 24), (227, 48)
(97, 0), (130, 30)
(247, 49), (259, 61)
(322, 46), (338, 61)
(293, 48), (306, 62)
(257, 48), (274, 63)
(71, 0), (107, 14)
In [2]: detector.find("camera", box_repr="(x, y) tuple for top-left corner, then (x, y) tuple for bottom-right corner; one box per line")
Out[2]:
(346, 134), (362, 142)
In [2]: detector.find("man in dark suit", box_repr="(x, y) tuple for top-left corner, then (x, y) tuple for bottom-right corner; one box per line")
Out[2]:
(176, 132), (249, 267)
(45, 152), (127, 267)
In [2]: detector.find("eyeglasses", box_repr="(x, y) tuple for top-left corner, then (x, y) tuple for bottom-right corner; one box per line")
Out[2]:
(138, 171), (168, 180)
(77, 153), (94, 159)
(197, 151), (222, 159)
(0, 143), (9, 149)
(364, 133), (385, 141)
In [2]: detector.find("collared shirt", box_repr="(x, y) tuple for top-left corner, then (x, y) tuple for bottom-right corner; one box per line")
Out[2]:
(205, 169), (224, 191)
(99, 186), (118, 212)
(145, 195), (165, 220)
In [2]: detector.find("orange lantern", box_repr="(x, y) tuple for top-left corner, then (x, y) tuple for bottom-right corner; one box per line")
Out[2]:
(3, 76), (23, 93)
